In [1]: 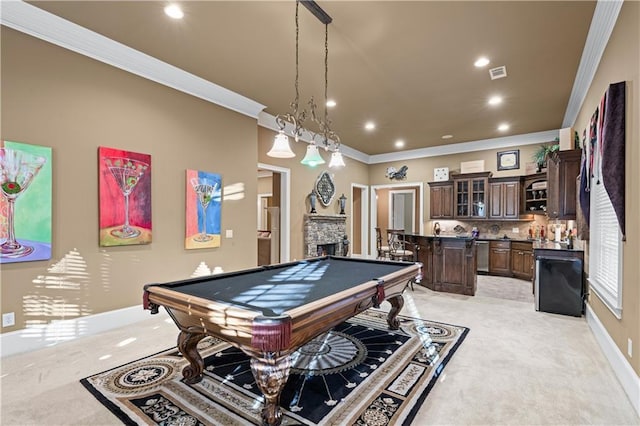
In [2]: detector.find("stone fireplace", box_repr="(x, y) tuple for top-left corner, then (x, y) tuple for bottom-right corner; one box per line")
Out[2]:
(303, 214), (347, 258)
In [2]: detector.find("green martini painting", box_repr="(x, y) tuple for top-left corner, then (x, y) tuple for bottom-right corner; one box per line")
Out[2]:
(0, 141), (52, 264)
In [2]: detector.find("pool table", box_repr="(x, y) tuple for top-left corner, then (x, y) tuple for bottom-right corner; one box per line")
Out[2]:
(143, 256), (420, 426)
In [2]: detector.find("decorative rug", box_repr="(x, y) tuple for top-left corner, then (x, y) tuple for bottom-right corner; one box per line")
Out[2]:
(81, 310), (468, 425)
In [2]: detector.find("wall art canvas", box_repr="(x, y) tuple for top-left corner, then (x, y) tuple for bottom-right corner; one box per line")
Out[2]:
(0, 140), (52, 263)
(98, 147), (152, 246)
(185, 169), (222, 249)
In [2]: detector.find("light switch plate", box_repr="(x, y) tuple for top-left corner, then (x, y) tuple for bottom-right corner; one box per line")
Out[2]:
(434, 167), (449, 181)
(225, 229), (233, 238)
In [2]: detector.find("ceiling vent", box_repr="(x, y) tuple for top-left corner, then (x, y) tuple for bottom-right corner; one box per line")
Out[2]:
(489, 66), (507, 80)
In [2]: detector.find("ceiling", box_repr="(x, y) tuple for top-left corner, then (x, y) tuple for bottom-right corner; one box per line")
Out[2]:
(27, 1), (596, 157)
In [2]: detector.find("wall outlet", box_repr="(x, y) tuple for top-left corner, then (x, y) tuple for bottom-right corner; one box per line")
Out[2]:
(512, 228), (519, 233)
(628, 338), (633, 357)
(2, 312), (15, 328)
(225, 229), (233, 238)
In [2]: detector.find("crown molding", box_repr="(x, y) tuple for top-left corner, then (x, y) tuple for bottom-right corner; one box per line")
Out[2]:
(0, 1), (265, 119)
(368, 130), (559, 164)
(562, 0), (623, 127)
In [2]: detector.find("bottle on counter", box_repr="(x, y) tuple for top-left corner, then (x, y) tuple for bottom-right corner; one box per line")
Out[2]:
(528, 225), (533, 240)
(540, 226), (545, 241)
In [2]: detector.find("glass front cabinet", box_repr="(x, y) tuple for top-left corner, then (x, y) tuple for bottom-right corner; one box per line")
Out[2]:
(453, 172), (491, 219)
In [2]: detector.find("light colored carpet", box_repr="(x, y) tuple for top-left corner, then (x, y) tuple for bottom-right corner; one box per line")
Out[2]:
(1, 277), (638, 425)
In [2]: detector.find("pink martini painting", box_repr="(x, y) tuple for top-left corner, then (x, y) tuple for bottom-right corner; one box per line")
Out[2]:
(185, 169), (222, 249)
(0, 141), (52, 264)
(99, 147), (151, 246)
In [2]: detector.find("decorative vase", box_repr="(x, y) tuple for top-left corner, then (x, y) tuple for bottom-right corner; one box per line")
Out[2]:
(309, 190), (317, 214)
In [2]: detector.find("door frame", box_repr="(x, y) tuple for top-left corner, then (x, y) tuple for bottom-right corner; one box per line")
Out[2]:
(370, 181), (424, 257)
(257, 162), (291, 262)
(351, 183), (369, 257)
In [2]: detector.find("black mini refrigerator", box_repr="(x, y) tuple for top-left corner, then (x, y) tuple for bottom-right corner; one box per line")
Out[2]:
(535, 256), (584, 316)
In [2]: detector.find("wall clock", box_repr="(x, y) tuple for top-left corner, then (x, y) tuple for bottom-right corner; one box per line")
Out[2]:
(434, 167), (449, 181)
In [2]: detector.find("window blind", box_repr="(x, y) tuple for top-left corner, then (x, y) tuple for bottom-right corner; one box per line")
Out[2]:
(588, 178), (622, 314)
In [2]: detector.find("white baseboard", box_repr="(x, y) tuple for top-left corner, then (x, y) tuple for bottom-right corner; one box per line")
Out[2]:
(586, 304), (640, 417)
(0, 305), (167, 358)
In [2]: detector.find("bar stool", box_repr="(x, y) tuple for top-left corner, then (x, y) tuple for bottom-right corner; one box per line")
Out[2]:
(375, 227), (390, 259)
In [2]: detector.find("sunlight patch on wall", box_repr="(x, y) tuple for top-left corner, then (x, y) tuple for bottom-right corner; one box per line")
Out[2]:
(21, 248), (92, 343)
(223, 182), (245, 201)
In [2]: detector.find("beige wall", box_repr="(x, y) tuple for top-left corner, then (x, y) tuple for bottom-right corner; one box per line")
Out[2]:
(572, 1), (639, 374)
(257, 127), (369, 261)
(1, 28), (260, 331)
(368, 144), (543, 231)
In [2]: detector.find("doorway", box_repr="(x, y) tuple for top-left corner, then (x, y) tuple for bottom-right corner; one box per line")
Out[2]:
(389, 190), (416, 233)
(370, 182), (424, 256)
(257, 163), (291, 263)
(350, 183), (369, 257)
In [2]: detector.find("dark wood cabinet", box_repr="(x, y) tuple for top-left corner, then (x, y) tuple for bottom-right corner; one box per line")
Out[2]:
(428, 181), (453, 219)
(453, 172), (491, 219)
(523, 172), (548, 214)
(546, 149), (581, 220)
(511, 241), (533, 280)
(411, 236), (476, 296)
(489, 240), (511, 276)
(489, 177), (521, 220)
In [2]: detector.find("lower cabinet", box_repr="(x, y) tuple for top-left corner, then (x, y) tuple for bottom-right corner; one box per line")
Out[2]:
(414, 236), (476, 296)
(511, 241), (533, 280)
(489, 240), (511, 276)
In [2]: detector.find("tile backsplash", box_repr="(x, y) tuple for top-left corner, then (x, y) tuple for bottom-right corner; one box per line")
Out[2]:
(425, 216), (571, 241)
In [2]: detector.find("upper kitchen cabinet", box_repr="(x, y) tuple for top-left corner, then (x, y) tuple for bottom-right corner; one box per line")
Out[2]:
(453, 172), (491, 219)
(523, 172), (548, 214)
(546, 149), (581, 220)
(489, 176), (522, 220)
(428, 181), (454, 219)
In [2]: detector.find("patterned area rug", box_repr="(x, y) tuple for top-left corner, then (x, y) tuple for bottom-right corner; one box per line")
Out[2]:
(81, 310), (468, 425)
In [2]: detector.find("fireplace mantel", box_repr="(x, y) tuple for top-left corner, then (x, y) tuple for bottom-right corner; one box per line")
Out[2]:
(304, 214), (347, 221)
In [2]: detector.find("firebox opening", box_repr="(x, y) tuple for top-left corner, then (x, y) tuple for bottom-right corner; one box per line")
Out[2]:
(317, 243), (337, 256)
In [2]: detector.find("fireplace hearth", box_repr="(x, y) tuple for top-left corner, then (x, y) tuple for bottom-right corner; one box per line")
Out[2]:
(303, 214), (347, 258)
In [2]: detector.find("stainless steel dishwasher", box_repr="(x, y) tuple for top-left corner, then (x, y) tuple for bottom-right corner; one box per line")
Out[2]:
(476, 240), (489, 273)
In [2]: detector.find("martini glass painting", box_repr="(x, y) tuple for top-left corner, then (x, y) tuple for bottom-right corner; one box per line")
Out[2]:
(104, 157), (149, 239)
(190, 177), (218, 242)
(0, 148), (47, 258)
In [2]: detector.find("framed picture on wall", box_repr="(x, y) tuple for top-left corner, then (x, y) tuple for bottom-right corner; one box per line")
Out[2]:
(497, 149), (520, 171)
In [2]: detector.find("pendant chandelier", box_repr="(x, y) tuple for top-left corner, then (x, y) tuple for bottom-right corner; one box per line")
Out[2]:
(268, 0), (344, 168)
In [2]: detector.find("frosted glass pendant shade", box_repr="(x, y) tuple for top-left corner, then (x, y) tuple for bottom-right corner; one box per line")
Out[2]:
(300, 144), (325, 167)
(329, 151), (346, 168)
(267, 132), (296, 158)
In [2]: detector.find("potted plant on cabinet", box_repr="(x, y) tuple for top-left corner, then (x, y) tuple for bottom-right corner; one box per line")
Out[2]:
(532, 143), (560, 172)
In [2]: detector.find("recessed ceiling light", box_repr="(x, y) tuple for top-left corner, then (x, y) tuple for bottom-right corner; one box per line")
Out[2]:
(441, 134), (453, 139)
(364, 121), (376, 131)
(488, 96), (503, 106)
(474, 57), (490, 68)
(394, 139), (405, 148)
(164, 4), (184, 19)
(498, 123), (510, 132)
(326, 99), (337, 108)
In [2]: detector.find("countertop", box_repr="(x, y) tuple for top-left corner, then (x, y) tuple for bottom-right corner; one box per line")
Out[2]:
(403, 233), (583, 251)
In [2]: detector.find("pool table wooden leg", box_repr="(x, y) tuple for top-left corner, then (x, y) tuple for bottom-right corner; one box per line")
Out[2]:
(177, 329), (206, 384)
(250, 353), (292, 426)
(387, 294), (405, 330)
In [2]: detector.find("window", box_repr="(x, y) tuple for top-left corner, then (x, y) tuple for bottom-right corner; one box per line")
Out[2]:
(588, 178), (623, 318)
